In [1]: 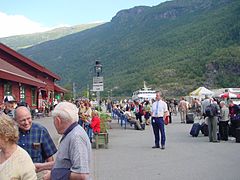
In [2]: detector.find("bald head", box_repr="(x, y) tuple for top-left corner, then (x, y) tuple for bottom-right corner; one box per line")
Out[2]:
(14, 106), (32, 132)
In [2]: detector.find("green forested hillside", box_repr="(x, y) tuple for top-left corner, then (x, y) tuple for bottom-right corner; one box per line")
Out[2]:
(18, 0), (240, 97)
(0, 23), (103, 50)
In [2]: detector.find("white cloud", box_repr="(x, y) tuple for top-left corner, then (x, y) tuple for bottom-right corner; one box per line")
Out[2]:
(0, 12), (51, 38)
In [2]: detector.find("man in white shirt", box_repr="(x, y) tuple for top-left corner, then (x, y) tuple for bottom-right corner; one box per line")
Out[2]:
(151, 91), (168, 149)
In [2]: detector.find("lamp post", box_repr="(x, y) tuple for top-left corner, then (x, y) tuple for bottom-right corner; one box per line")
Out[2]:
(110, 89), (112, 101)
(95, 60), (102, 77)
(93, 60), (103, 106)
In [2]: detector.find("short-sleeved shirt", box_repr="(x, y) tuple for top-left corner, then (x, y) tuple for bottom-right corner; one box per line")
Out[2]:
(151, 100), (168, 117)
(18, 123), (57, 163)
(220, 106), (229, 121)
(53, 124), (91, 175)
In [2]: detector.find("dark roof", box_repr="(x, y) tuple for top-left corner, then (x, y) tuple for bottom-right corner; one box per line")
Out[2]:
(54, 83), (68, 93)
(0, 43), (60, 80)
(0, 58), (46, 87)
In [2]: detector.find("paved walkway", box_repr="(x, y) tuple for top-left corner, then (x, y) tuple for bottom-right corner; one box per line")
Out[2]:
(34, 115), (240, 180)
(92, 115), (240, 180)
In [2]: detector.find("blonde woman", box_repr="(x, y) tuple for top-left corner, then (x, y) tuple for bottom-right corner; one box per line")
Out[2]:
(0, 113), (37, 180)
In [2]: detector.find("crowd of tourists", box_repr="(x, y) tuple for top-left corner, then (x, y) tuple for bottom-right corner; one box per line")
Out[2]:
(1, 92), (240, 179)
(76, 99), (101, 143)
(98, 93), (240, 143)
(111, 99), (152, 130)
(177, 95), (240, 142)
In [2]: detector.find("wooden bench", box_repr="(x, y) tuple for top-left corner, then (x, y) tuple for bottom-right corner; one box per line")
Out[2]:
(93, 132), (108, 149)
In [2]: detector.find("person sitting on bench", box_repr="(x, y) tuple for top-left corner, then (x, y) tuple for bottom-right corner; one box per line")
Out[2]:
(124, 108), (142, 130)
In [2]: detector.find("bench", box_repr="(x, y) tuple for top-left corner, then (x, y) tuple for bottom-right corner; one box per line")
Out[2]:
(93, 132), (108, 149)
(112, 109), (133, 129)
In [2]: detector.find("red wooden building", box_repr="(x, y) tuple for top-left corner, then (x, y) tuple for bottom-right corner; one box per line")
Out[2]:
(0, 43), (67, 111)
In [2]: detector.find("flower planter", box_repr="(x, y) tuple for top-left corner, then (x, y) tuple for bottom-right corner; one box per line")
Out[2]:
(94, 132), (108, 149)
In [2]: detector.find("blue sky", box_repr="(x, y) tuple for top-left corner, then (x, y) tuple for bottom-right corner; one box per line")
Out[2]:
(0, 0), (168, 37)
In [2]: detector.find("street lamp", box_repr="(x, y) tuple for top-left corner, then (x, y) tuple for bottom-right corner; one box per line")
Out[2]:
(110, 89), (112, 100)
(93, 60), (103, 106)
(94, 60), (102, 77)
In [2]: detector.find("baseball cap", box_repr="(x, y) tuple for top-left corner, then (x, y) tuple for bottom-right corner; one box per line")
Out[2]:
(4, 95), (17, 103)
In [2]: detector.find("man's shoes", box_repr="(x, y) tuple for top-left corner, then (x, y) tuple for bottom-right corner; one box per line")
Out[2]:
(161, 145), (165, 150)
(152, 146), (160, 149)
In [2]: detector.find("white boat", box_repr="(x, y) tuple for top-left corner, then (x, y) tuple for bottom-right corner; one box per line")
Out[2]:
(132, 81), (156, 101)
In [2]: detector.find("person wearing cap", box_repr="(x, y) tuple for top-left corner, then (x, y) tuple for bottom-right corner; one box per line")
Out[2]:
(3, 95), (17, 119)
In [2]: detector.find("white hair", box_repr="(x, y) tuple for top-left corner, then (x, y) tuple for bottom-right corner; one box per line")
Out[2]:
(220, 101), (225, 105)
(52, 102), (78, 122)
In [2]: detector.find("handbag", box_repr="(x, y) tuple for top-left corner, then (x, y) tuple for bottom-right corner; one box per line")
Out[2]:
(164, 116), (169, 125)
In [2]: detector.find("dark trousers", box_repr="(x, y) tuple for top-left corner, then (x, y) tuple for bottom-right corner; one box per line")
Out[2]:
(219, 121), (229, 140)
(169, 112), (172, 123)
(136, 113), (143, 123)
(230, 119), (240, 137)
(152, 117), (166, 146)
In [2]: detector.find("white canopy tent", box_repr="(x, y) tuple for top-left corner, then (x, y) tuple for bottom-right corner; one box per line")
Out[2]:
(189, 87), (214, 99)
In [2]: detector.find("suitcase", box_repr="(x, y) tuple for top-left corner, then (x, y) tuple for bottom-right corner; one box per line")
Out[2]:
(141, 123), (145, 130)
(186, 113), (194, 124)
(217, 132), (221, 141)
(201, 123), (209, 136)
(229, 125), (235, 137)
(190, 123), (201, 137)
(236, 127), (240, 143)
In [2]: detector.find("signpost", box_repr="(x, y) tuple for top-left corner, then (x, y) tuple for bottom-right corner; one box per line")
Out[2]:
(93, 77), (104, 92)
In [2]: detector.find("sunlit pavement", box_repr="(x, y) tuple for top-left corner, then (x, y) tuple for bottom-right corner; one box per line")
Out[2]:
(34, 114), (240, 180)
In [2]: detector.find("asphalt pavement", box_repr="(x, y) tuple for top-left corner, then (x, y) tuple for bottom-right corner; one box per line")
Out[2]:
(34, 114), (240, 180)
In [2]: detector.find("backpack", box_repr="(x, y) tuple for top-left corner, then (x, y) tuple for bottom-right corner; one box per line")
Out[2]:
(205, 104), (217, 117)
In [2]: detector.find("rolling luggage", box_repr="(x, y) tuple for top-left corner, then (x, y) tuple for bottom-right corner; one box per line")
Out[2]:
(141, 123), (145, 130)
(236, 127), (240, 143)
(229, 125), (235, 137)
(201, 123), (209, 136)
(186, 113), (194, 124)
(190, 123), (201, 137)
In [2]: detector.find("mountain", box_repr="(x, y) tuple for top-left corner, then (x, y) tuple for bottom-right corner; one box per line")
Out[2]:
(0, 23), (104, 50)
(17, 0), (240, 97)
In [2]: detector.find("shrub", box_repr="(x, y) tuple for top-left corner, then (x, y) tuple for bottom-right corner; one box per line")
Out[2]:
(99, 113), (111, 133)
